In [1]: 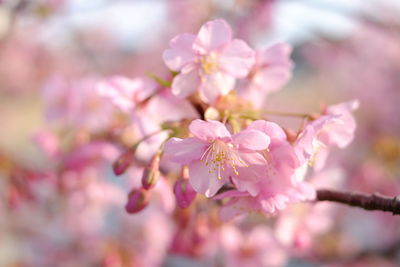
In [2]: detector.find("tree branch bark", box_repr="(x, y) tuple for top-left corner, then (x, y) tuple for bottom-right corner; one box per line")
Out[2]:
(316, 189), (400, 215)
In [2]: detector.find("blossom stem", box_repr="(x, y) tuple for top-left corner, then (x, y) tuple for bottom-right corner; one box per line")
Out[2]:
(316, 189), (400, 215)
(146, 72), (172, 88)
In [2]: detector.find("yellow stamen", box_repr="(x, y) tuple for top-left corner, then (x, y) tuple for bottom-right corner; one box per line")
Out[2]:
(200, 52), (219, 75)
(200, 140), (248, 180)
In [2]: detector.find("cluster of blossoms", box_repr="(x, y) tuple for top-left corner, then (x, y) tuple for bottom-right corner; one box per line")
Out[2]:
(6, 0), (400, 263)
(85, 19), (357, 220)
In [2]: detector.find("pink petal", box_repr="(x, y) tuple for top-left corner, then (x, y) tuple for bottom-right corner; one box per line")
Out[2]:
(171, 65), (200, 98)
(237, 84), (266, 108)
(238, 151), (268, 167)
(231, 152), (267, 195)
(188, 161), (227, 197)
(270, 142), (299, 171)
(189, 119), (231, 142)
(255, 67), (291, 93)
(324, 100), (359, 148)
(232, 129), (270, 150)
(273, 195), (290, 210)
(163, 33), (197, 71)
(247, 120), (287, 144)
(259, 43), (293, 67)
(219, 39), (255, 78)
(193, 19), (232, 54)
(96, 76), (156, 113)
(232, 178), (260, 196)
(163, 137), (207, 164)
(144, 90), (199, 123)
(96, 76), (134, 112)
(219, 198), (249, 221)
(261, 199), (276, 214)
(198, 72), (235, 103)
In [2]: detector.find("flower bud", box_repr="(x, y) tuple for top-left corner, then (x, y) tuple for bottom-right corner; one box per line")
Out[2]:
(125, 188), (150, 214)
(113, 149), (135, 176)
(141, 153), (161, 190)
(174, 179), (197, 209)
(204, 107), (220, 121)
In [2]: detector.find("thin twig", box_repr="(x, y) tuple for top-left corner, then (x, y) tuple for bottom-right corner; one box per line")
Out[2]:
(316, 189), (400, 215)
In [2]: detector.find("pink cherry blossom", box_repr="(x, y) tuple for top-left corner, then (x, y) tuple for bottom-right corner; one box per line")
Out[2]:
(218, 181), (315, 221)
(164, 119), (270, 197)
(295, 100), (359, 170)
(239, 43), (294, 107)
(321, 100), (359, 148)
(96, 76), (156, 113)
(163, 19), (255, 103)
(42, 76), (115, 131)
(294, 114), (340, 169)
(62, 141), (120, 172)
(217, 120), (315, 220)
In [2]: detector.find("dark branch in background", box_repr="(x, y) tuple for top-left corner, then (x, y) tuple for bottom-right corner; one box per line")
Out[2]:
(316, 189), (400, 215)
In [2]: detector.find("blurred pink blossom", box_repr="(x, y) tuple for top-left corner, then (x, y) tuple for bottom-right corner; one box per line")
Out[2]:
(219, 225), (287, 267)
(240, 43), (293, 107)
(96, 76), (156, 113)
(42, 76), (115, 132)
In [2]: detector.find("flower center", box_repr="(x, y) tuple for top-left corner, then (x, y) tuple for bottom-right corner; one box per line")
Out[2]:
(200, 52), (219, 75)
(200, 140), (248, 180)
(308, 139), (326, 167)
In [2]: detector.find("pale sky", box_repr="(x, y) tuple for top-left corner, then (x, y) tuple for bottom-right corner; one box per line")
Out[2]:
(39, 0), (400, 49)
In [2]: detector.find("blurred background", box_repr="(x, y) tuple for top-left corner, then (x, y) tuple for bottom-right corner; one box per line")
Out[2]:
(1, 0), (400, 266)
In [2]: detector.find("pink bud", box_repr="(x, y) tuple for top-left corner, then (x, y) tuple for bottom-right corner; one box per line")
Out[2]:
(141, 168), (160, 190)
(174, 179), (197, 209)
(141, 153), (161, 190)
(125, 188), (150, 214)
(113, 149), (135, 176)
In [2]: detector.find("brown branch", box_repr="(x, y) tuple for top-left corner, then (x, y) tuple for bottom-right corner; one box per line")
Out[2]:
(316, 189), (400, 215)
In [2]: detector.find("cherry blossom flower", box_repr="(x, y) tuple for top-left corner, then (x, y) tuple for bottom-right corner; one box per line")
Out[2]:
(42, 76), (114, 131)
(163, 19), (255, 103)
(164, 119), (270, 197)
(294, 114), (340, 170)
(321, 100), (359, 148)
(217, 120), (315, 220)
(295, 100), (359, 170)
(96, 76), (156, 113)
(218, 180), (315, 221)
(239, 43), (293, 107)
